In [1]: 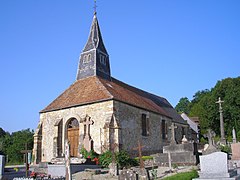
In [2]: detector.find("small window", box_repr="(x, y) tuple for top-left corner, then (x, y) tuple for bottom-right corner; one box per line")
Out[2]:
(88, 54), (91, 62)
(100, 55), (106, 65)
(162, 120), (167, 139)
(83, 55), (87, 63)
(83, 54), (91, 63)
(142, 114), (149, 136)
(182, 127), (185, 136)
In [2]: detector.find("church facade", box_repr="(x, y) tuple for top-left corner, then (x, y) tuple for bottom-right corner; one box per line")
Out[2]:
(32, 12), (189, 164)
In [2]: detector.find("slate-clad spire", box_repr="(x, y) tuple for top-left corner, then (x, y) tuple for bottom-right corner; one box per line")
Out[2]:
(76, 13), (111, 81)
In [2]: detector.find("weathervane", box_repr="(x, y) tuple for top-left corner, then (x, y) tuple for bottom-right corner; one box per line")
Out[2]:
(94, 0), (97, 15)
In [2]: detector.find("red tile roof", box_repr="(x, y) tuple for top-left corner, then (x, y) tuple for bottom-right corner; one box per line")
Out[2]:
(41, 76), (186, 124)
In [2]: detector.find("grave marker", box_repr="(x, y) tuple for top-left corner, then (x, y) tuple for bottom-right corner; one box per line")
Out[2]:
(169, 123), (177, 144)
(0, 155), (5, 179)
(83, 115), (94, 151)
(65, 140), (71, 180)
(20, 143), (32, 177)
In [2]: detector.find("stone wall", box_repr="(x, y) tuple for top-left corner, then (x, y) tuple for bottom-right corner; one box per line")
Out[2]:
(33, 99), (190, 163)
(34, 100), (114, 162)
(114, 101), (173, 155)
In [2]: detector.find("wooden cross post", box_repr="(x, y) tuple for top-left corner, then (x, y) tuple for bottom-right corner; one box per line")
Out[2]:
(20, 143), (32, 177)
(133, 140), (145, 170)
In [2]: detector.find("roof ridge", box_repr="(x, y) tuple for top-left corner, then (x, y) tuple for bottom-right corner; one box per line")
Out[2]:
(95, 77), (114, 98)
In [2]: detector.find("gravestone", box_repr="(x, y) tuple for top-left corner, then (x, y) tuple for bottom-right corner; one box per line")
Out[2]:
(231, 143), (240, 160)
(0, 155), (5, 179)
(193, 152), (240, 180)
(202, 129), (218, 155)
(83, 115), (94, 152)
(154, 141), (196, 166)
(169, 123), (177, 144)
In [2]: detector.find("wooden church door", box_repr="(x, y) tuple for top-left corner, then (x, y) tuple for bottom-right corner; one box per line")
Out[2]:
(67, 118), (79, 157)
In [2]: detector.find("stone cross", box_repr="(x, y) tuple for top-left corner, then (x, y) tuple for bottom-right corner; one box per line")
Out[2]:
(20, 143), (32, 177)
(203, 129), (218, 154)
(216, 97), (226, 144)
(205, 129), (215, 147)
(83, 115), (94, 138)
(65, 140), (71, 180)
(232, 128), (237, 143)
(169, 123), (177, 144)
(83, 115), (94, 151)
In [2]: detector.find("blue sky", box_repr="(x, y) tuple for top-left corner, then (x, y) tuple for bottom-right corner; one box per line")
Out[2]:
(0, 1), (239, 133)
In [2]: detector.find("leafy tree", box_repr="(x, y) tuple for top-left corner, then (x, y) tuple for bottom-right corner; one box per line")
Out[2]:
(0, 128), (6, 138)
(177, 77), (240, 141)
(175, 97), (190, 114)
(0, 128), (34, 163)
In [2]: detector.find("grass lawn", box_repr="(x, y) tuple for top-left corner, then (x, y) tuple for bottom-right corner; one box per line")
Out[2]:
(162, 170), (198, 180)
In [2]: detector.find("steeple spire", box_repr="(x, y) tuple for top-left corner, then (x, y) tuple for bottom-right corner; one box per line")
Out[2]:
(76, 10), (111, 81)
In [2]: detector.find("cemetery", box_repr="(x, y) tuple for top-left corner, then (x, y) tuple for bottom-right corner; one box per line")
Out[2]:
(1, 1), (240, 180)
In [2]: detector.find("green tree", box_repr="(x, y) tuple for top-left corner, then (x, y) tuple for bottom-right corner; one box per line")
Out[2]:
(175, 97), (190, 114)
(0, 129), (34, 164)
(178, 77), (240, 140)
(0, 127), (6, 138)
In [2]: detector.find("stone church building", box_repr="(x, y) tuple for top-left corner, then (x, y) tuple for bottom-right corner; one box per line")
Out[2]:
(33, 12), (189, 164)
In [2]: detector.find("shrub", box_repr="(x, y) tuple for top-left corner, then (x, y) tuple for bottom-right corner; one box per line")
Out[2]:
(98, 150), (112, 168)
(220, 145), (231, 154)
(116, 150), (138, 168)
(98, 150), (139, 168)
(80, 147), (99, 160)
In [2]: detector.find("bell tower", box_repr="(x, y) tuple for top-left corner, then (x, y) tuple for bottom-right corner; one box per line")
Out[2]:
(76, 12), (111, 81)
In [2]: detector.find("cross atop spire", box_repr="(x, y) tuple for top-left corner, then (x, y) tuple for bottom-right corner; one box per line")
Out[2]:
(94, 0), (97, 15)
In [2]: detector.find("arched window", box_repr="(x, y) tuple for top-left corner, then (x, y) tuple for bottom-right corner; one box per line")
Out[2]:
(88, 54), (91, 62)
(83, 55), (87, 63)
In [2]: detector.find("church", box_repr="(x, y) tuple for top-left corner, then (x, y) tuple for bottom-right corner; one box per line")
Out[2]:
(32, 10), (189, 164)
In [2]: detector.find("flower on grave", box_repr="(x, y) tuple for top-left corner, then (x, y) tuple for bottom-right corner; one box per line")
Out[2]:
(87, 155), (91, 159)
(30, 171), (37, 178)
(93, 157), (99, 165)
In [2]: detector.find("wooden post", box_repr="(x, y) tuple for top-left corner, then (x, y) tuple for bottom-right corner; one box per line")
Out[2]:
(133, 140), (145, 170)
(20, 143), (32, 177)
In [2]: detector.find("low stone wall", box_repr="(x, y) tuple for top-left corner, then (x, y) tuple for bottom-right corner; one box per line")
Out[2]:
(153, 151), (196, 166)
(163, 143), (194, 153)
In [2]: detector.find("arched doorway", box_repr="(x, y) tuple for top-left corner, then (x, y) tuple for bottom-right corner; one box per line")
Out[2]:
(67, 118), (79, 157)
